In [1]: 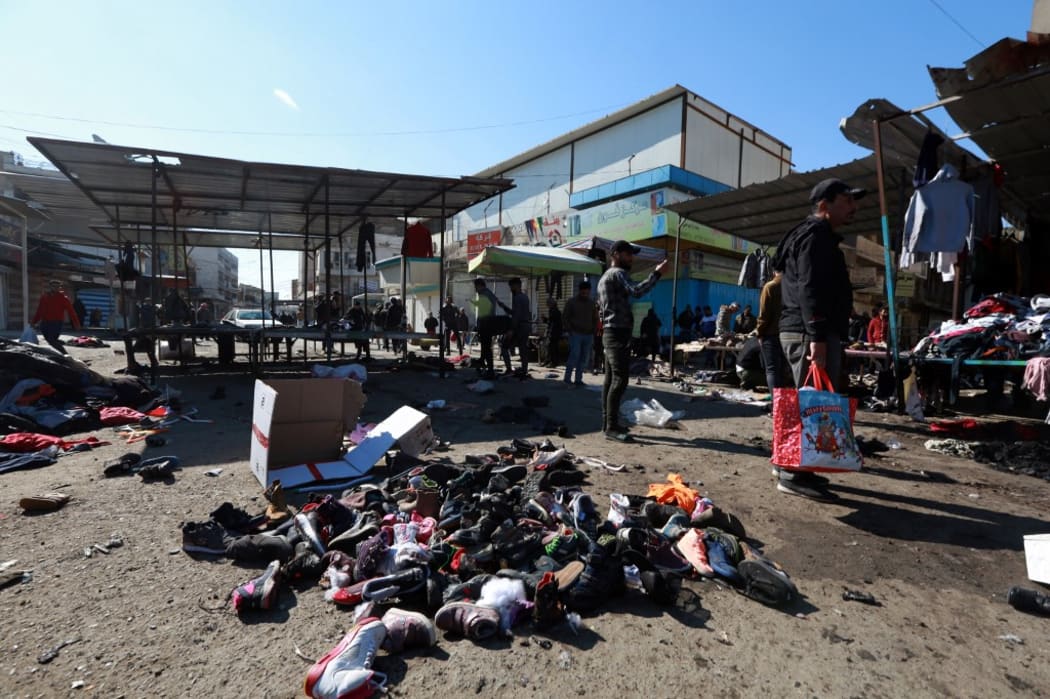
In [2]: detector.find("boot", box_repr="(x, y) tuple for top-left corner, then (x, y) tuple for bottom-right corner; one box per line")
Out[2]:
(264, 480), (293, 525)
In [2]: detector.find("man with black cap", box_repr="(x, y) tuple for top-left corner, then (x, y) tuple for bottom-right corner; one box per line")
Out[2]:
(773, 177), (864, 499)
(597, 240), (668, 441)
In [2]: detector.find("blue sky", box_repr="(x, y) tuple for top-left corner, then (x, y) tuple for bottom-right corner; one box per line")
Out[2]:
(0, 0), (1034, 294)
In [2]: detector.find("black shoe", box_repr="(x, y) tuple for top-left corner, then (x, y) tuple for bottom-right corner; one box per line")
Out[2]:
(1008, 586), (1050, 616)
(776, 474), (837, 502)
(604, 430), (634, 443)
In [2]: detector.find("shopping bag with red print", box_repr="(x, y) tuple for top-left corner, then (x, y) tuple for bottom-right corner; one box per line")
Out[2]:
(772, 365), (862, 472)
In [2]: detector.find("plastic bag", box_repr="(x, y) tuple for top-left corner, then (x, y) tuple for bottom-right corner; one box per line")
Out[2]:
(621, 398), (682, 428)
(903, 372), (925, 423)
(467, 380), (494, 394)
(18, 326), (38, 345)
(311, 363), (367, 382)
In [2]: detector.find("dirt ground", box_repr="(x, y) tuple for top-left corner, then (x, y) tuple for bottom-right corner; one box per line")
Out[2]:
(1, 338), (1049, 699)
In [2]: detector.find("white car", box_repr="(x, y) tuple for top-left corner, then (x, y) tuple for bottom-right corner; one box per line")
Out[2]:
(220, 308), (289, 339)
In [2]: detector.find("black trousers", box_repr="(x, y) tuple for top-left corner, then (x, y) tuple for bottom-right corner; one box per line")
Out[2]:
(602, 328), (631, 432)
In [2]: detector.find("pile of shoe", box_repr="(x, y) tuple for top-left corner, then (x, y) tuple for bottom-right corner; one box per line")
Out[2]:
(180, 442), (799, 696)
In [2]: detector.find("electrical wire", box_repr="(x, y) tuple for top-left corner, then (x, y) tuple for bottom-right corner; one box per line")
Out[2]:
(0, 102), (632, 139)
(926, 0), (985, 48)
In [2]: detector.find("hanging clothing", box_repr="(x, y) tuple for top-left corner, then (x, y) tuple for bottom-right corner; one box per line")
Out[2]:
(902, 164), (974, 257)
(356, 221), (376, 272)
(1023, 357), (1050, 402)
(402, 223), (434, 257)
(913, 131), (944, 188)
(737, 249), (773, 289)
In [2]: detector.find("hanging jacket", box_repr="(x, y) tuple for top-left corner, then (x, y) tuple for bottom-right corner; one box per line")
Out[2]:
(903, 164), (974, 255)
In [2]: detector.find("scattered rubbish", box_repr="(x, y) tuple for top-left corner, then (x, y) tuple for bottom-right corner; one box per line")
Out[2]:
(576, 456), (627, 473)
(18, 492), (70, 513)
(621, 398), (684, 428)
(205, 468), (223, 477)
(998, 633), (1024, 645)
(466, 380), (494, 394)
(558, 650), (572, 669)
(311, 363), (367, 382)
(566, 612), (583, 635)
(718, 631), (732, 646)
(528, 635), (552, 650)
(886, 438), (902, 450)
(968, 493), (980, 500)
(70, 680), (85, 690)
(83, 534), (124, 558)
(38, 638), (79, 664)
(425, 400), (446, 410)
(1008, 586), (1050, 616)
(841, 589), (880, 606)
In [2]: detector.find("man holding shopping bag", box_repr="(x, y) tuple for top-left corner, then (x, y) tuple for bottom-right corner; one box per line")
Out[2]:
(772, 178), (865, 500)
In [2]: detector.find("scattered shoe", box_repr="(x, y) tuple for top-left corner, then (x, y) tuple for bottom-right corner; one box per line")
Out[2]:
(103, 453), (141, 477)
(137, 456), (179, 481)
(434, 601), (500, 640)
(776, 471), (837, 502)
(532, 571), (564, 627)
(295, 512), (327, 556)
(264, 480), (292, 524)
(737, 542), (797, 606)
(304, 618), (388, 699)
(231, 559), (282, 613)
(181, 520), (234, 556)
(381, 607), (437, 653)
(674, 528), (715, 577)
(18, 492), (70, 513)
(225, 533), (294, 564)
(282, 541), (325, 584)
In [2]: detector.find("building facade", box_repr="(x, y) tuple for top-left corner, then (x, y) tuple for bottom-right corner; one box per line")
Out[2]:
(189, 246), (239, 317)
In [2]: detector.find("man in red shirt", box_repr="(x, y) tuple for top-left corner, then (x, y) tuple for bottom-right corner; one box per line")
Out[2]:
(867, 305), (889, 345)
(32, 280), (81, 354)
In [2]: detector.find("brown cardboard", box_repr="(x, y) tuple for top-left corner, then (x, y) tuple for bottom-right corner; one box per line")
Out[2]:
(249, 378), (365, 487)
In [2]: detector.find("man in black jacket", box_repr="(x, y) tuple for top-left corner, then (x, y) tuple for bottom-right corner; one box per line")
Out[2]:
(776, 178), (863, 392)
(773, 178), (864, 501)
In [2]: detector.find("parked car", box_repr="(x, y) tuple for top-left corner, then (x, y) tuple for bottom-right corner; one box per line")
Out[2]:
(220, 308), (289, 340)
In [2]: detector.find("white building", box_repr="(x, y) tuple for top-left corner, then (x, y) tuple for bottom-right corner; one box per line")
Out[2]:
(188, 246), (239, 316)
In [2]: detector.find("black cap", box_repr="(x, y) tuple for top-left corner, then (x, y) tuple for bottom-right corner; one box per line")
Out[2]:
(610, 240), (641, 255)
(809, 178), (867, 204)
(508, 277), (522, 286)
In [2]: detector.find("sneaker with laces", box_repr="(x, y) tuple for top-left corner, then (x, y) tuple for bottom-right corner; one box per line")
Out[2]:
(181, 520), (234, 556)
(231, 559), (282, 613)
(304, 618), (388, 699)
(434, 601), (500, 640)
(381, 607), (437, 654)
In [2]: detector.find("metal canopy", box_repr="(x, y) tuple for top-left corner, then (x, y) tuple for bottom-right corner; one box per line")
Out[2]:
(929, 37), (1050, 222)
(19, 137), (514, 247)
(666, 155), (912, 247)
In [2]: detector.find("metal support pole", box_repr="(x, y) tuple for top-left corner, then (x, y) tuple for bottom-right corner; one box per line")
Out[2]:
(401, 215), (408, 359)
(268, 211), (276, 324)
(172, 200), (179, 305)
(151, 164), (159, 302)
(324, 177), (332, 361)
(304, 207), (311, 327)
(20, 213), (28, 328)
(873, 119), (904, 411)
(439, 192), (447, 378)
(669, 216), (684, 379)
(116, 204), (127, 331)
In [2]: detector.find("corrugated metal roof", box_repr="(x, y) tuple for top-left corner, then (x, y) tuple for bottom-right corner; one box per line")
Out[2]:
(929, 37), (1050, 221)
(16, 138), (514, 249)
(666, 155), (912, 247)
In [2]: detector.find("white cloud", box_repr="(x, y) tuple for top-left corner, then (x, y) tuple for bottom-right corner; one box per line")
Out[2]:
(273, 88), (300, 111)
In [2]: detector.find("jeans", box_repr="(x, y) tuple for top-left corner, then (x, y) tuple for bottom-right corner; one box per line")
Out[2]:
(39, 320), (66, 354)
(759, 335), (786, 394)
(779, 331), (843, 392)
(602, 327), (632, 432)
(564, 332), (594, 384)
(478, 316), (497, 373)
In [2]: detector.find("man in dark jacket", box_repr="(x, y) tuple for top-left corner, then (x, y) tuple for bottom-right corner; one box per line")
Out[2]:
(773, 178), (864, 501)
(776, 178), (862, 392)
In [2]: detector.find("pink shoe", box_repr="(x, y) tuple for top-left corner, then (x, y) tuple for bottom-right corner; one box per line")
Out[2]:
(675, 528), (715, 577)
(304, 618), (387, 698)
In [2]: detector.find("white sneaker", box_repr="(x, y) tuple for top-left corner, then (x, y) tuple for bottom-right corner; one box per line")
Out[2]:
(304, 618), (387, 698)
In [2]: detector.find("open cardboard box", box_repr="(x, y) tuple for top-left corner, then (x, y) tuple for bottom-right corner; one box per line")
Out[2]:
(249, 378), (436, 489)
(249, 378), (365, 488)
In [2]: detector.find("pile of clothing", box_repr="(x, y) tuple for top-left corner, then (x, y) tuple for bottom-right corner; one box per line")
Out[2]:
(911, 293), (1050, 360)
(0, 339), (157, 438)
(180, 439), (798, 698)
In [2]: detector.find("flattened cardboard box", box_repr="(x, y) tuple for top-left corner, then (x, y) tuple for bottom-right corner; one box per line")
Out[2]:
(249, 378), (364, 487)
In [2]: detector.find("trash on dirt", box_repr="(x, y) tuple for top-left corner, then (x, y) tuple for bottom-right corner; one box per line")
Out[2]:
(558, 650), (572, 669)
(70, 680), (85, 690)
(18, 491), (70, 513)
(841, 589), (880, 606)
(998, 633), (1024, 645)
(621, 398), (683, 428)
(425, 400), (446, 410)
(311, 363), (367, 382)
(83, 534), (124, 558)
(718, 631), (732, 645)
(466, 379), (494, 394)
(38, 637), (79, 664)
(205, 468), (223, 477)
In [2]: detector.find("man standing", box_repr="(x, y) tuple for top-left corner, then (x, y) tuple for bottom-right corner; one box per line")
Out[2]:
(455, 307), (469, 355)
(715, 302), (739, 337)
(507, 277), (532, 378)
(32, 280), (80, 354)
(757, 270), (786, 394)
(867, 304), (889, 345)
(597, 240), (668, 441)
(677, 304), (695, 342)
(424, 312), (439, 336)
(544, 296), (563, 367)
(774, 178), (863, 500)
(562, 280), (595, 386)
(470, 278), (510, 379)
(440, 296), (458, 354)
(734, 304), (757, 334)
(347, 299), (371, 361)
(640, 308), (661, 361)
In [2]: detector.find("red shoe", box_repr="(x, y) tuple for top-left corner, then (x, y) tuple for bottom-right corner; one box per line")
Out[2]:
(304, 618), (387, 698)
